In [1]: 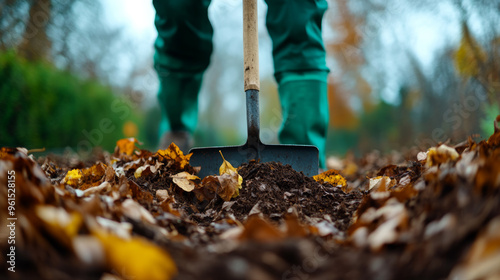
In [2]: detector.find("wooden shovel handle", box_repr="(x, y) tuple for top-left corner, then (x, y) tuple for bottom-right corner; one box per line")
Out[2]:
(243, 0), (260, 91)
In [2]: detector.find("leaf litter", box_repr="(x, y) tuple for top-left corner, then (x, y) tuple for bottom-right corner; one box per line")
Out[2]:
(1, 117), (500, 279)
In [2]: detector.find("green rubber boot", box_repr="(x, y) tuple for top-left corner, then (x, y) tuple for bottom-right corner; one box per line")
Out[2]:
(157, 72), (203, 139)
(277, 71), (329, 169)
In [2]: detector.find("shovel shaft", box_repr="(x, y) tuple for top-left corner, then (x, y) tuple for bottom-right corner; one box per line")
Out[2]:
(246, 89), (260, 157)
(243, 0), (259, 91)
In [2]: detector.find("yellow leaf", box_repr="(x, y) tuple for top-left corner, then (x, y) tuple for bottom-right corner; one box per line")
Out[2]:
(171, 172), (200, 192)
(218, 151), (243, 200)
(95, 232), (177, 280)
(219, 150), (237, 175)
(64, 163), (107, 189)
(313, 169), (347, 187)
(157, 143), (192, 170)
(116, 138), (140, 156)
(63, 169), (82, 187)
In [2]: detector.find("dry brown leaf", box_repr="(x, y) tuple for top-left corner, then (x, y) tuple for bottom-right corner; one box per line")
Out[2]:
(284, 213), (309, 238)
(368, 176), (396, 192)
(156, 143), (192, 170)
(190, 152), (243, 201)
(238, 215), (284, 242)
(156, 189), (170, 202)
(217, 173), (242, 201)
(82, 181), (111, 196)
(350, 198), (409, 251)
(194, 175), (219, 201)
(171, 172), (200, 192)
(120, 198), (156, 224)
(126, 180), (154, 206)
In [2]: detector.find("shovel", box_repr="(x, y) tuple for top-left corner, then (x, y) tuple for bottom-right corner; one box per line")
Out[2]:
(189, 0), (319, 178)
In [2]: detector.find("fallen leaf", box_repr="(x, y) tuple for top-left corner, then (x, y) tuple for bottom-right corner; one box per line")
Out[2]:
(368, 176), (396, 191)
(156, 189), (170, 202)
(82, 181), (111, 196)
(194, 176), (219, 201)
(36, 205), (82, 238)
(134, 165), (148, 178)
(120, 199), (157, 224)
(63, 169), (82, 187)
(94, 217), (132, 239)
(217, 151), (243, 200)
(238, 215), (284, 242)
(313, 169), (347, 187)
(314, 220), (340, 237)
(284, 213), (309, 238)
(63, 163), (108, 190)
(94, 231), (177, 280)
(171, 172), (200, 192)
(417, 151), (428, 161)
(156, 143), (192, 170)
(115, 138), (141, 156)
(72, 235), (105, 266)
(217, 172), (242, 201)
(219, 150), (238, 175)
(426, 144), (459, 167)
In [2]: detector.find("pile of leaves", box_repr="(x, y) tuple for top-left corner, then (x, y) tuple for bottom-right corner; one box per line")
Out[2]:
(1, 116), (500, 280)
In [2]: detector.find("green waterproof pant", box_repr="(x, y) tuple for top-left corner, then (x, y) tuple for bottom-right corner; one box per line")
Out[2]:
(153, 0), (330, 167)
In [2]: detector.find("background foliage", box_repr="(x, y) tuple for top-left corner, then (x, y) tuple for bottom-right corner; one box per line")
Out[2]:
(0, 51), (145, 152)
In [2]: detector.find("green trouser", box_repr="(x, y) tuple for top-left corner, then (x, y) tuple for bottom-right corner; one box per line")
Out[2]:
(153, 0), (329, 168)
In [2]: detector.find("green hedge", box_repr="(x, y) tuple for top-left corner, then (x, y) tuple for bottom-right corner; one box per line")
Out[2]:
(0, 51), (142, 153)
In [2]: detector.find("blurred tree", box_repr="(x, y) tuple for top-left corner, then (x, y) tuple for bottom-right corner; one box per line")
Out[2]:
(17, 0), (52, 60)
(325, 0), (372, 130)
(451, 0), (500, 137)
(324, 0), (499, 156)
(0, 0), (137, 86)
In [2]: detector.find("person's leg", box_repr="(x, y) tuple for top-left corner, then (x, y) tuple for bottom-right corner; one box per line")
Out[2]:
(264, 0), (330, 169)
(153, 0), (212, 150)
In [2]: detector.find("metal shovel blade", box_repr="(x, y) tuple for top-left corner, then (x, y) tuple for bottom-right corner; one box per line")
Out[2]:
(189, 90), (319, 178)
(189, 142), (318, 178)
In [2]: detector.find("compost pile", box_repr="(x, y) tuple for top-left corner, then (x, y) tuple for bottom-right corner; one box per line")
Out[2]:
(1, 117), (500, 280)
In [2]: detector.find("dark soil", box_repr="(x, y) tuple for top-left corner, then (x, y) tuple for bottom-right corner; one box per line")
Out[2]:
(233, 161), (362, 230)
